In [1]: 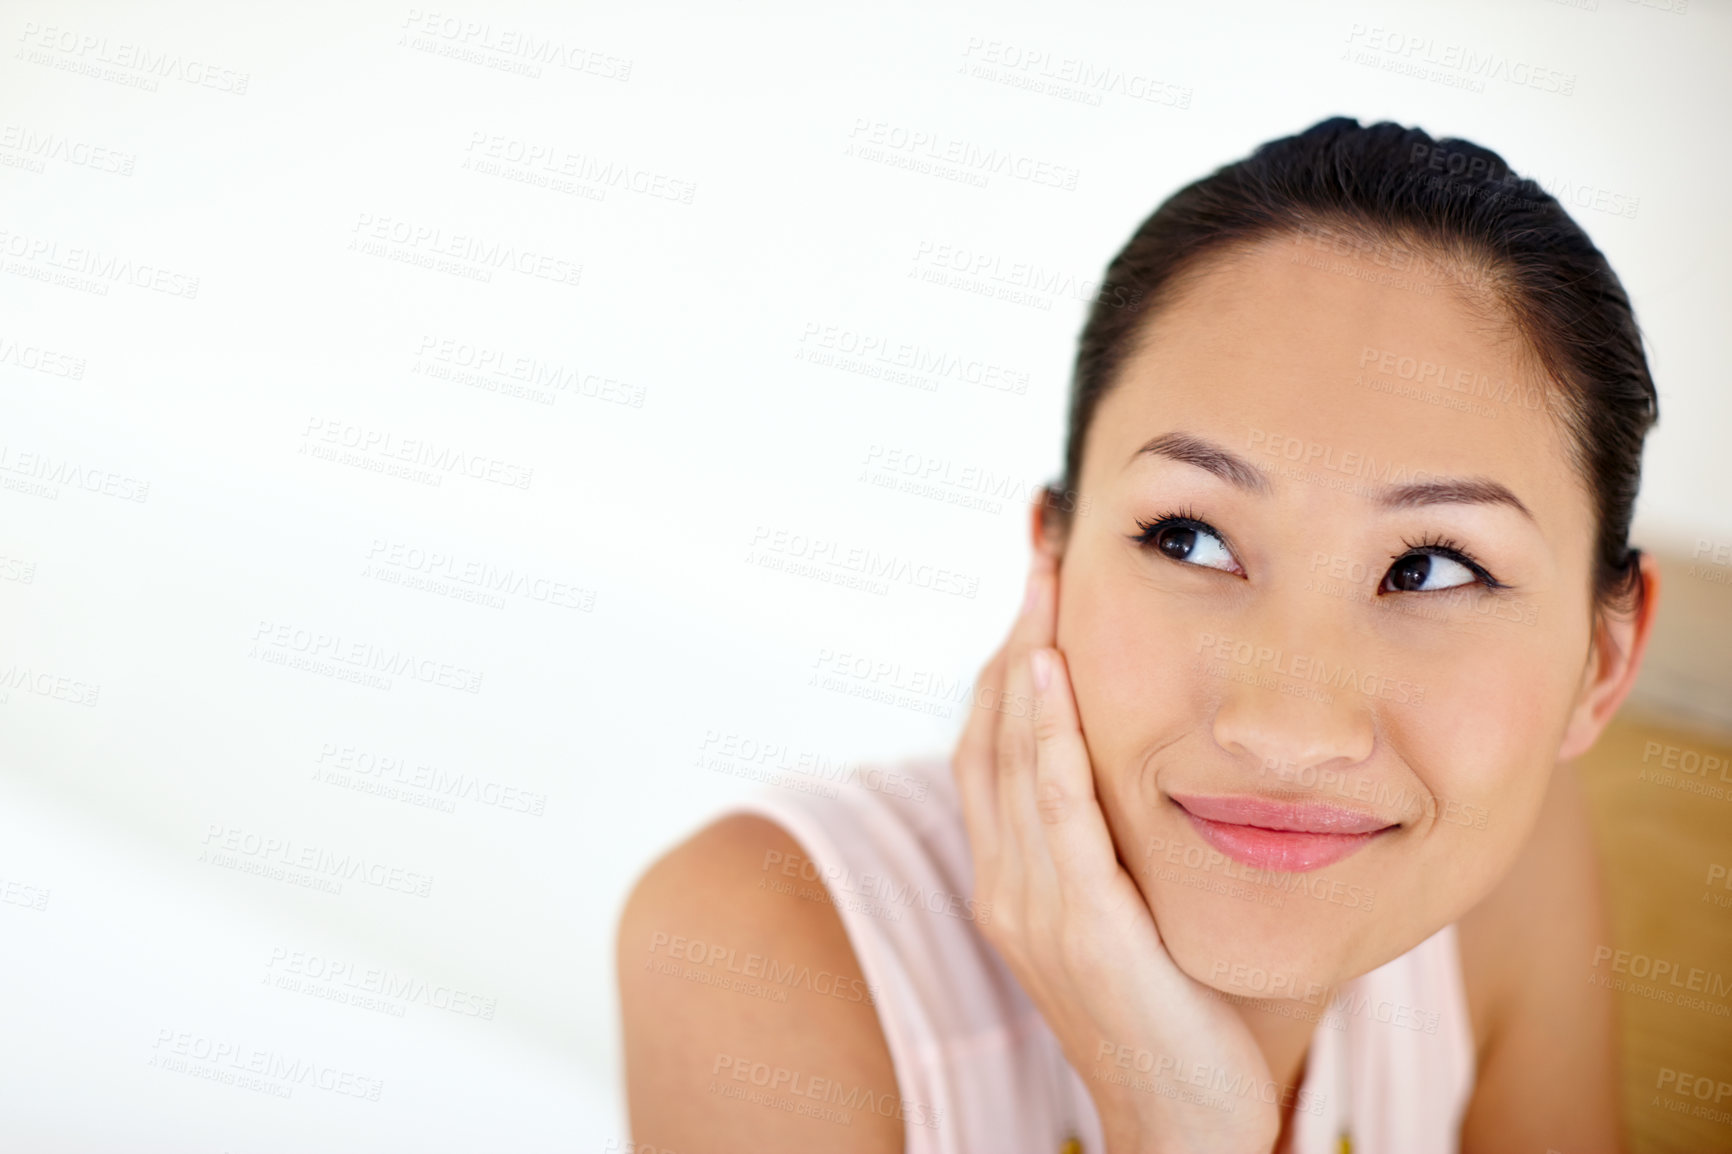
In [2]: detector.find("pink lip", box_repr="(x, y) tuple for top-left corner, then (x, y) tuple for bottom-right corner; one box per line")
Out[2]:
(1169, 793), (1397, 873)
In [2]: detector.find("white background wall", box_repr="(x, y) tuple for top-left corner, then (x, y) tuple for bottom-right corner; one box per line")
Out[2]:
(1, 0), (1726, 1148)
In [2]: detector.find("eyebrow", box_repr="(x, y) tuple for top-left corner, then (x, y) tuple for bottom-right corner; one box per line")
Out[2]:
(1126, 432), (1272, 494)
(1126, 431), (1535, 521)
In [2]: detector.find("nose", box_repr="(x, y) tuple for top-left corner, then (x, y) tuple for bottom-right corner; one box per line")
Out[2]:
(1207, 643), (1377, 780)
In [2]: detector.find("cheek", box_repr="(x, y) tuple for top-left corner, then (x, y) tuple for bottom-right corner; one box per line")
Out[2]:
(1395, 623), (1580, 796)
(1057, 564), (1200, 764)
(1381, 622), (1584, 900)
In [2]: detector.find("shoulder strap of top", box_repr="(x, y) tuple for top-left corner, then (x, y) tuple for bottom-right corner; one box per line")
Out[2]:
(717, 754), (1104, 1154)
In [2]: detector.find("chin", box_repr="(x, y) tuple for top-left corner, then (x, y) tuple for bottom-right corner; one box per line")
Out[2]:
(1146, 875), (1386, 1003)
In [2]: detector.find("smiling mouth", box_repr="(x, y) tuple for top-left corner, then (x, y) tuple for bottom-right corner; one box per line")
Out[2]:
(1168, 793), (1399, 873)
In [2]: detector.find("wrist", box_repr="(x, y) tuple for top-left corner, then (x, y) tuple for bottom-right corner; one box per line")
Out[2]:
(1087, 1083), (1170, 1154)
(1088, 1081), (1277, 1154)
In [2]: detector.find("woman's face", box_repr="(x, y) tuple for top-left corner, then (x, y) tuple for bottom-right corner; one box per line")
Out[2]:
(1055, 234), (1601, 1000)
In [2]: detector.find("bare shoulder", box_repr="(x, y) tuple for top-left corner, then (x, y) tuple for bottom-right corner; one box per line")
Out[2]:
(616, 813), (904, 1154)
(1457, 764), (1622, 1153)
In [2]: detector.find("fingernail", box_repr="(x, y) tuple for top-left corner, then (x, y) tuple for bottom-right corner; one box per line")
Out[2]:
(1030, 648), (1052, 691)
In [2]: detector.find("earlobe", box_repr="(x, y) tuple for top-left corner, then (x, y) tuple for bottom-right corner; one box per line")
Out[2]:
(1556, 554), (1662, 762)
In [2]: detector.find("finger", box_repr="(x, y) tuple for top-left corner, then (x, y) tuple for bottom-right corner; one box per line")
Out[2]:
(952, 652), (1004, 871)
(993, 638), (1045, 882)
(954, 639), (1013, 792)
(1002, 550), (1057, 659)
(956, 554), (1061, 881)
(984, 558), (1057, 744)
(1027, 646), (1122, 899)
(954, 560), (1044, 868)
(962, 551), (1053, 862)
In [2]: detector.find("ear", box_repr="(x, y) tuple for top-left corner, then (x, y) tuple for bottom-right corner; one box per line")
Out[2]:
(1028, 486), (1067, 566)
(1556, 552), (1662, 763)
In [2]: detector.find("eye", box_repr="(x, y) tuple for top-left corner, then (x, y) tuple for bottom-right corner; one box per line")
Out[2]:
(1133, 515), (1244, 576)
(1378, 540), (1503, 592)
(1381, 550), (1479, 593)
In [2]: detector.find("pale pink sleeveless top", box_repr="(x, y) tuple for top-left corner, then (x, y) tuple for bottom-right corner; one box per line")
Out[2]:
(722, 754), (1475, 1154)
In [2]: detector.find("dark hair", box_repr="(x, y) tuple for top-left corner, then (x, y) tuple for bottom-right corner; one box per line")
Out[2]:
(1049, 116), (1656, 615)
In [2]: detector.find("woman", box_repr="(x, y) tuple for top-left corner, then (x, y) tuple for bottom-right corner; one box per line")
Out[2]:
(617, 117), (1661, 1153)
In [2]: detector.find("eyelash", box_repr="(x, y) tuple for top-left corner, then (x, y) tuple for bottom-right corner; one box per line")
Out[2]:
(1394, 533), (1507, 591)
(1131, 507), (1223, 552)
(1128, 510), (1508, 591)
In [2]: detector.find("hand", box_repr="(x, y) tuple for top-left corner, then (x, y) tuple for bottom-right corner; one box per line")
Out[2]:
(952, 553), (1281, 1154)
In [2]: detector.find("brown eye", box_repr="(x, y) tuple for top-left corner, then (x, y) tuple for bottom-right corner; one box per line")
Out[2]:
(1155, 526), (1199, 561)
(1381, 552), (1476, 593)
(1137, 519), (1241, 574)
